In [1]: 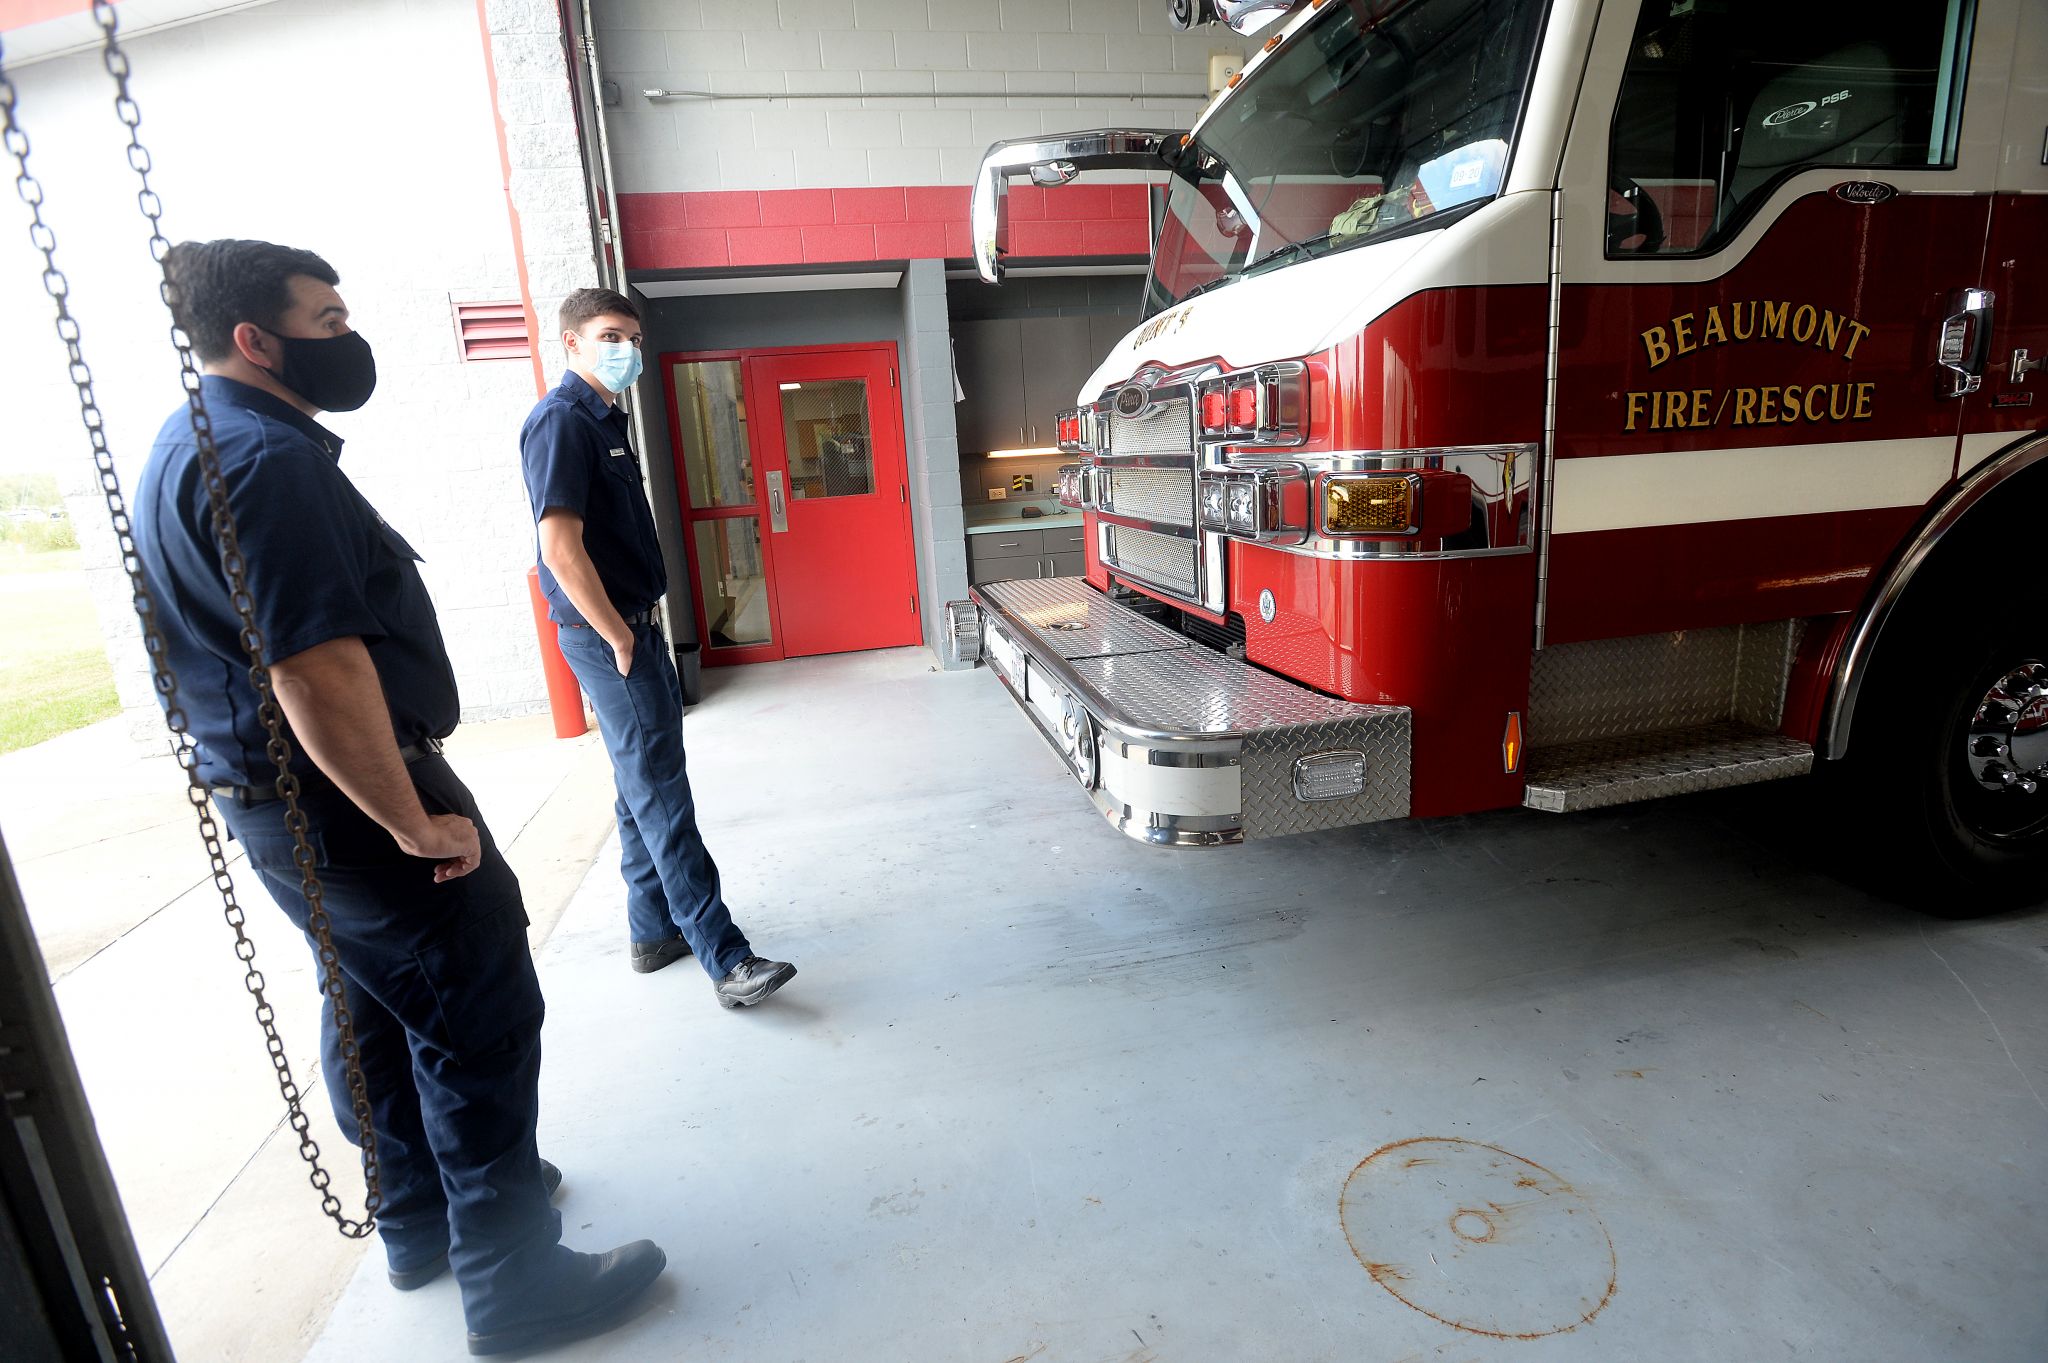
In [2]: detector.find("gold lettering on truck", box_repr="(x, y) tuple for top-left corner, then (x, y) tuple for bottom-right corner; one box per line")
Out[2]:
(1642, 299), (1868, 368)
(1627, 298), (1878, 432)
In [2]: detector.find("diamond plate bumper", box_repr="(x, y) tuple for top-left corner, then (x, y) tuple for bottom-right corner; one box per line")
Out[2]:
(970, 578), (1411, 846)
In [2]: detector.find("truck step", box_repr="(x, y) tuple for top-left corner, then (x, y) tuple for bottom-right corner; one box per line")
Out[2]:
(969, 577), (1411, 846)
(1521, 720), (1813, 814)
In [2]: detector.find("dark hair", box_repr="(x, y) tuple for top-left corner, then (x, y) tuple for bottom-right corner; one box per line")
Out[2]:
(163, 239), (340, 362)
(559, 287), (640, 335)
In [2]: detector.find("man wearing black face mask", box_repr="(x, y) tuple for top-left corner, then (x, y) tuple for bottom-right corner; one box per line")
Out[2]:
(131, 239), (666, 1356)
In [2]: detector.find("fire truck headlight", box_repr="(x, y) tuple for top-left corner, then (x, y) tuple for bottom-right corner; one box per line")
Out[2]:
(1322, 474), (1416, 535)
(1199, 478), (1229, 529)
(1226, 481), (1257, 534)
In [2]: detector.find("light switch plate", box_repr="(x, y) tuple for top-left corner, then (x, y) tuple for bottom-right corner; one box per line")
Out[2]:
(988, 487), (1007, 500)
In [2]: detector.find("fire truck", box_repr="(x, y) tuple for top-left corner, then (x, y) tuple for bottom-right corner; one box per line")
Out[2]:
(956, 0), (2048, 911)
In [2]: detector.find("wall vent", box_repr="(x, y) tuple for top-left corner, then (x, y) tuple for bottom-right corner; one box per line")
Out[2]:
(452, 300), (530, 362)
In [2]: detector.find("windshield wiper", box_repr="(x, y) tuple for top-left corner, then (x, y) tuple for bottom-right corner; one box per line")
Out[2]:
(1243, 231), (1341, 277)
(1166, 230), (1342, 310)
(1177, 274), (1239, 302)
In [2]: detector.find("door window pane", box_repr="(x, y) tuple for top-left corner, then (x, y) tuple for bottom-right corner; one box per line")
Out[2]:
(1606, 0), (1972, 256)
(779, 379), (875, 500)
(693, 517), (772, 649)
(675, 361), (755, 509)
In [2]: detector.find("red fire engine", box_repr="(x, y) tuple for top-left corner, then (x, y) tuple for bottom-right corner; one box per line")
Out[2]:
(957, 0), (2048, 911)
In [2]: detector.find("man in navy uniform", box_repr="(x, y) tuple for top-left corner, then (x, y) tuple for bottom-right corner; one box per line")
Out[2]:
(132, 240), (664, 1356)
(519, 287), (795, 1008)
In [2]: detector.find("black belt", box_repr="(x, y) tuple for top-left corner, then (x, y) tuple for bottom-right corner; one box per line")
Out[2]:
(563, 608), (658, 629)
(212, 737), (444, 806)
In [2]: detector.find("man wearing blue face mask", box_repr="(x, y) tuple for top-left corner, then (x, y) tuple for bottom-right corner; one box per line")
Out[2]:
(520, 288), (795, 1010)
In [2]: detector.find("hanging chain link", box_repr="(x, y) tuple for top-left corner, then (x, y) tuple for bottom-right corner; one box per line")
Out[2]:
(0, 3), (380, 1237)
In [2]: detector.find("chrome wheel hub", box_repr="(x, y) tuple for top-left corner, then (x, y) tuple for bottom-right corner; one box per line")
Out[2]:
(1966, 661), (2048, 795)
(1058, 692), (1098, 790)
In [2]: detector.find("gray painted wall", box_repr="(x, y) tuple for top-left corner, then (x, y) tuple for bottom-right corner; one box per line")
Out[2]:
(946, 272), (1148, 322)
(900, 260), (969, 667)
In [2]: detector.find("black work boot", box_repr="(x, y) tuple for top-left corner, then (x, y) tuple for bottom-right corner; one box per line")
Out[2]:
(630, 934), (693, 974)
(465, 1240), (667, 1356)
(389, 1159), (564, 1291)
(714, 956), (797, 1009)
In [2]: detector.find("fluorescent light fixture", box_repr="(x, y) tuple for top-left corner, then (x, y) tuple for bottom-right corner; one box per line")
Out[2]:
(986, 447), (1061, 458)
(778, 382), (802, 391)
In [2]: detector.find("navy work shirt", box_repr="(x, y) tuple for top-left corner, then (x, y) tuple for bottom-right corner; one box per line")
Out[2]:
(519, 371), (667, 626)
(132, 376), (459, 788)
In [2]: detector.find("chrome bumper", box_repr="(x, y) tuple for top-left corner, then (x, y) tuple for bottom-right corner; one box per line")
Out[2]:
(969, 578), (1411, 846)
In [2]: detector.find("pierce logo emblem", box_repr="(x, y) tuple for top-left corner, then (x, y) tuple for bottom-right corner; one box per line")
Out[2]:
(1114, 385), (1148, 417)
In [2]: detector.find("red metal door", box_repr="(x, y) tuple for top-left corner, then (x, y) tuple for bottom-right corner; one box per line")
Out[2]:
(663, 344), (919, 665)
(748, 347), (920, 658)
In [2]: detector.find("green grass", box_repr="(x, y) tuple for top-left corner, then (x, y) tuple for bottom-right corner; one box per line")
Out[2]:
(0, 549), (119, 753)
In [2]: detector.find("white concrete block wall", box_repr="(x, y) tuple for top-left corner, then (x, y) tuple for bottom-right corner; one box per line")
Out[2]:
(0, 0), (577, 739)
(594, 0), (1259, 192)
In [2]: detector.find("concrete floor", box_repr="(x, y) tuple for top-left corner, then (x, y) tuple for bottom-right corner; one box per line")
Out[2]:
(283, 648), (2048, 1363)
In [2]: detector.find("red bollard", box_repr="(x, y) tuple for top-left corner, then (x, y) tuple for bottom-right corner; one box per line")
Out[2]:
(526, 567), (587, 739)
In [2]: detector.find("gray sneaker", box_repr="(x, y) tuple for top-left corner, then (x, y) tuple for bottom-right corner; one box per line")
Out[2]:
(714, 956), (796, 1009)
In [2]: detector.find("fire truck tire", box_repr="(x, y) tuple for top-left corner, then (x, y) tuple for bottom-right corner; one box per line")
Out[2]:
(1842, 623), (2048, 917)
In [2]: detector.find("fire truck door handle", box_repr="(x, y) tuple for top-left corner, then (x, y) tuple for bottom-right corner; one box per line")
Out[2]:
(1938, 287), (1994, 397)
(2013, 348), (2042, 384)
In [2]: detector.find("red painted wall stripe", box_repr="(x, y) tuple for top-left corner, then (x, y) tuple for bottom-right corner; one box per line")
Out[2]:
(1, 0), (108, 31)
(619, 184), (1153, 271)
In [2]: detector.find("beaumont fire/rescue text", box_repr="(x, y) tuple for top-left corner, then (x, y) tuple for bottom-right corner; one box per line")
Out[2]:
(1624, 298), (1877, 432)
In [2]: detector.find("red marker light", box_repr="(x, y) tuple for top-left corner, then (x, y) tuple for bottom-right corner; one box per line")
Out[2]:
(1200, 389), (1227, 431)
(1228, 384), (1258, 429)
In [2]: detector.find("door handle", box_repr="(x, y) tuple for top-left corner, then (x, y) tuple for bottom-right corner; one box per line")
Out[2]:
(1938, 287), (1994, 397)
(2013, 348), (2043, 384)
(767, 470), (788, 533)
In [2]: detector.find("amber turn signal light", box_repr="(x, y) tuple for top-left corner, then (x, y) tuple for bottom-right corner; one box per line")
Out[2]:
(1322, 475), (1415, 534)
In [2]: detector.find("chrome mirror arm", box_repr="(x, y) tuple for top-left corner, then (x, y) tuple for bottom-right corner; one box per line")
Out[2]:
(971, 129), (1177, 284)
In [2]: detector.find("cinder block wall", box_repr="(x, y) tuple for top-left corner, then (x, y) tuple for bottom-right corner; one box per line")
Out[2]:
(596, 0), (1252, 193)
(1, 0), (594, 737)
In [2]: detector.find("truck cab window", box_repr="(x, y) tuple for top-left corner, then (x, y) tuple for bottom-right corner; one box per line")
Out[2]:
(1144, 0), (1546, 316)
(1606, 0), (1974, 257)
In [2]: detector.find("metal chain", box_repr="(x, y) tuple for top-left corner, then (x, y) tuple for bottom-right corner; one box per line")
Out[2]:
(0, 5), (379, 1237)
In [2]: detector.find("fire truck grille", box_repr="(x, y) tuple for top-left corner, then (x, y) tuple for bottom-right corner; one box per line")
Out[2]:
(1104, 525), (1197, 598)
(1108, 394), (1194, 458)
(1099, 466), (1195, 528)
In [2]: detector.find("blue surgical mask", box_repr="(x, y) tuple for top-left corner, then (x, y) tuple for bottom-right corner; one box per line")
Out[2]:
(589, 339), (642, 394)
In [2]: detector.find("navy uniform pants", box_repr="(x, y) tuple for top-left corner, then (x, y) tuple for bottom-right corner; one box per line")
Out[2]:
(223, 755), (571, 1334)
(555, 618), (751, 977)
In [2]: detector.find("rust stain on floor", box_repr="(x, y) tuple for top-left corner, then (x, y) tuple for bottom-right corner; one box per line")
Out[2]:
(1339, 1136), (1618, 1342)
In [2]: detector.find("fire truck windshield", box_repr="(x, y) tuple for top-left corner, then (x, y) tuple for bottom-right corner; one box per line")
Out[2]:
(1144, 0), (1546, 315)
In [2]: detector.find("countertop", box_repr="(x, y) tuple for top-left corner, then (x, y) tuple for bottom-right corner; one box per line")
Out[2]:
(963, 507), (1082, 535)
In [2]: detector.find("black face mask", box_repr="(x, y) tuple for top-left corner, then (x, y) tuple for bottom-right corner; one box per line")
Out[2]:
(264, 329), (378, 413)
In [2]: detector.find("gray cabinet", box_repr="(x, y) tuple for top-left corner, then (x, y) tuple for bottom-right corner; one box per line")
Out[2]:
(1022, 315), (1094, 447)
(967, 525), (1089, 585)
(953, 319), (1025, 455)
(954, 315), (1108, 453)
(1089, 313), (1134, 377)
